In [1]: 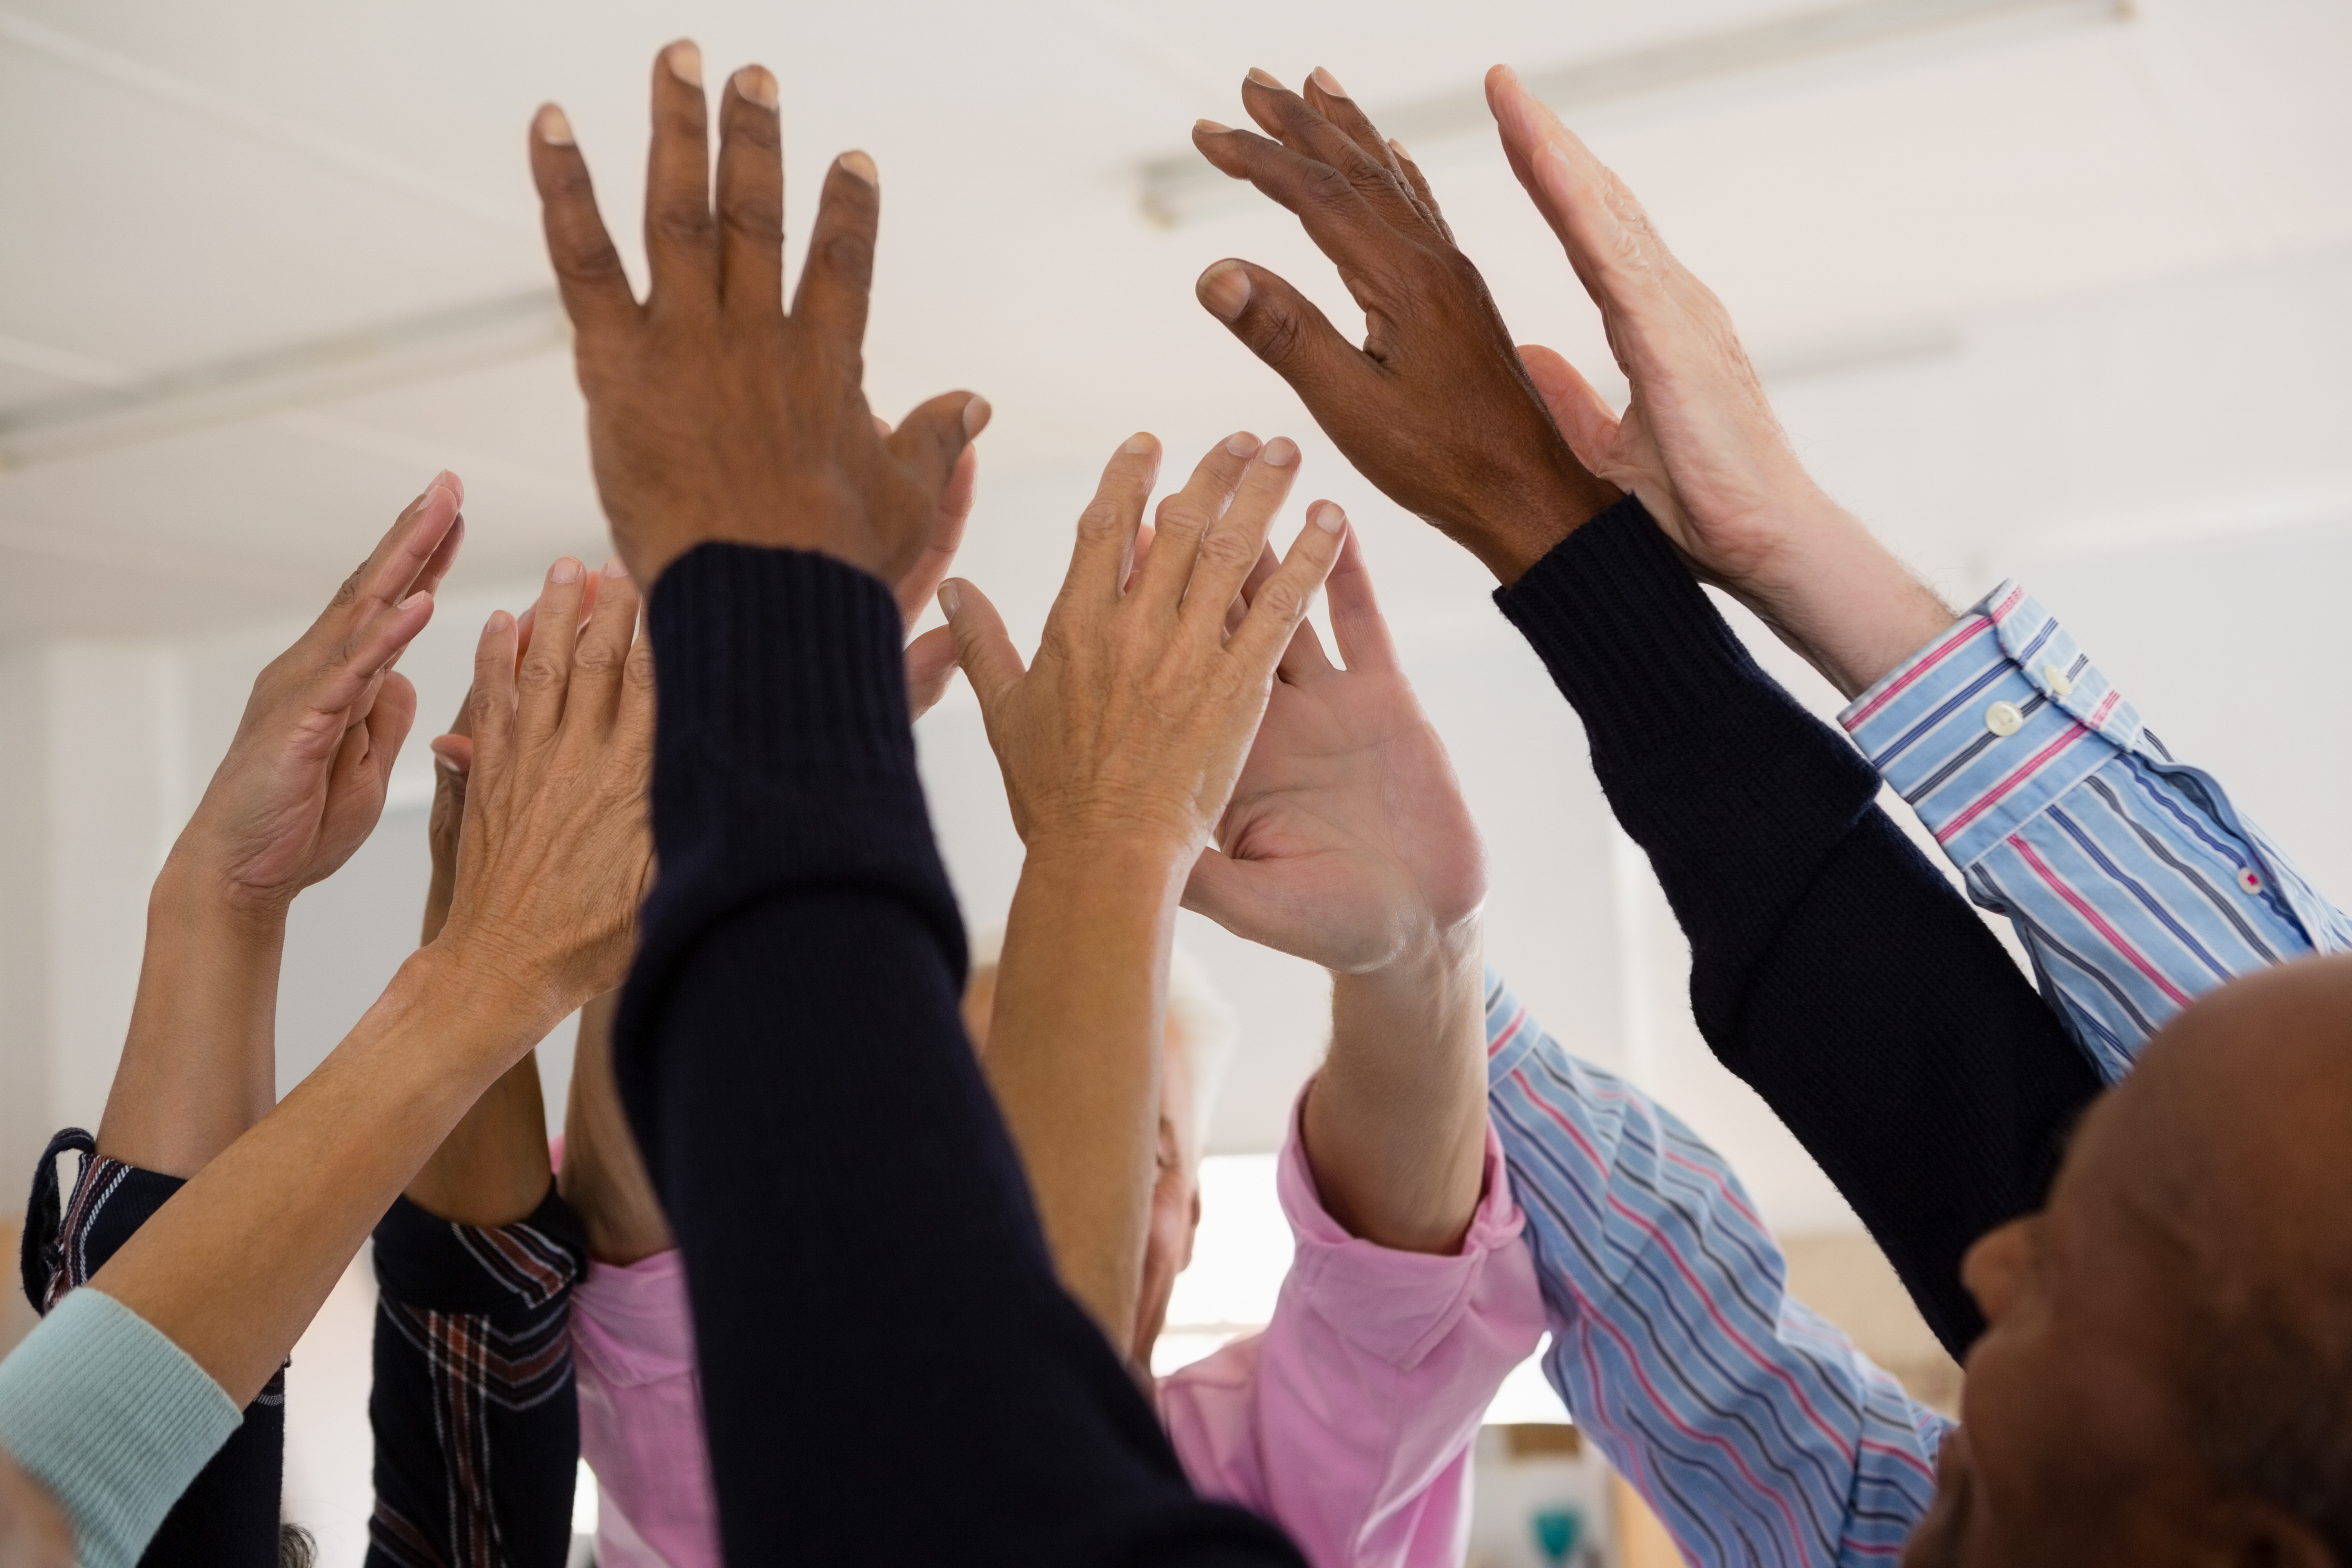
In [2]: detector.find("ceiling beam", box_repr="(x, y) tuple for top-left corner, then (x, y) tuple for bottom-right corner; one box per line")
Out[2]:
(1139, 0), (2132, 226)
(0, 289), (567, 471)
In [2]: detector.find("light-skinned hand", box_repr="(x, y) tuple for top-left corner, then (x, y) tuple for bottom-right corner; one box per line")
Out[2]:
(431, 555), (655, 1025)
(940, 432), (1348, 860)
(1189, 69), (1619, 583)
(1186, 526), (1485, 974)
(1484, 65), (1952, 696)
(527, 41), (987, 590)
(176, 473), (463, 917)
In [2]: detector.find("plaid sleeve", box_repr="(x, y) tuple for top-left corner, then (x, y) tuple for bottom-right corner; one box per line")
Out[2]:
(366, 1185), (587, 1568)
(1842, 581), (2352, 1082)
(20, 1127), (286, 1567)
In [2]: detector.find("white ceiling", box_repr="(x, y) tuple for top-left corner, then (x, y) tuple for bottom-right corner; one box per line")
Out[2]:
(2, 0), (2348, 641)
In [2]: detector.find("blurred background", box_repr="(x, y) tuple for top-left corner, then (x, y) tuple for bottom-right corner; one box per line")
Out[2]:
(2, 0), (2348, 1561)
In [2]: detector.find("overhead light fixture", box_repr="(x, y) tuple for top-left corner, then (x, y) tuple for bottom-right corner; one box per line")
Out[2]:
(0, 288), (567, 470)
(1140, 0), (2133, 227)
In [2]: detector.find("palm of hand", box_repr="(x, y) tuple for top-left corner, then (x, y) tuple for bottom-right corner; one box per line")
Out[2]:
(196, 674), (400, 911)
(1196, 657), (1485, 975)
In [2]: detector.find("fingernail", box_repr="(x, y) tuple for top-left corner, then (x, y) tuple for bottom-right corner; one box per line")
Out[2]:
(734, 64), (777, 109)
(1312, 501), (1346, 533)
(535, 105), (575, 146)
(435, 754), (461, 774)
(962, 394), (991, 437)
(1194, 118), (1232, 136)
(1246, 67), (1284, 89)
(400, 590), (433, 611)
(937, 582), (960, 619)
(1123, 432), (1155, 455)
(838, 149), (878, 186)
(487, 610), (514, 633)
(1225, 431), (1261, 459)
(550, 557), (582, 584)
(1262, 437), (1298, 467)
(1196, 260), (1252, 322)
(667, 41), (703, 87)
(1389, 137), (1412, 161)
(602, 555), (628, 579)
(1308, 66), (1347, 98)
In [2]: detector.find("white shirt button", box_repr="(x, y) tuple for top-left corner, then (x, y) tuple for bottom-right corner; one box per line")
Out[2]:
(2240, 868), (2265, 895)
(1985, 700), (2025, 737)
(2042, 665), (2074, 697)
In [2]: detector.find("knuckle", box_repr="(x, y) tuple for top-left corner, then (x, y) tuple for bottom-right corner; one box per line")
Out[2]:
(516, 652), (566, 692)
(652, 203), (715, 247)
(572, 637), (621, 674)
(1253, 577), (1305, 621)
(1076, 499), (1127, 543)
(810, 229), (875, 280)
(467, 686), (505, 726)
(1304, 162), (1355, 207)
(1252, 307), (1305, 368)
(1198, 527), (1257, 572)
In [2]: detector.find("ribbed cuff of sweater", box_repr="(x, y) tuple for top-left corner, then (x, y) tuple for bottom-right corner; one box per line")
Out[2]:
(0, 1287), (240, 1568)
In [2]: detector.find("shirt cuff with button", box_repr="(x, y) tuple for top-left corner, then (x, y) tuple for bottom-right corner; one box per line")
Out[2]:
(1840, 580), (2352, 1080)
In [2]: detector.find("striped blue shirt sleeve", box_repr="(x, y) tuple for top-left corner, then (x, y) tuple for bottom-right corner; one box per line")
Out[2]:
(1839, 581), (2352, 1083)
(1485, 971), (1949, 1568)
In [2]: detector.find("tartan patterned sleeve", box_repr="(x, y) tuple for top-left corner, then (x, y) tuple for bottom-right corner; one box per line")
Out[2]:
(367, 1186), (588, 1568)
(1841, 581), (2352, 1083)
(1486, 975), (1951, 1568)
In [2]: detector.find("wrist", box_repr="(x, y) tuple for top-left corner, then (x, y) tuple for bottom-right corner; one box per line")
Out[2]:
(148, 850), (291, 948)
(1459, 459), (1624, 584)
(1736, 502), (1957, 699)
(1339, 913), (1483, 1001)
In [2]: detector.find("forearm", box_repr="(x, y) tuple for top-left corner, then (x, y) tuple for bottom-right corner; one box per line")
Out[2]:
(96, 856), (287, 1178)
(91, 946), (554, 1405)
(559, 991), (673, 1264)
(1720, 490), (1955, 701)
(402, 1052), (552, 1227)
(1497, 497), (2100, 1355)
(987, 836), (1188, 1346)
(1303, 920), (1487, 1253)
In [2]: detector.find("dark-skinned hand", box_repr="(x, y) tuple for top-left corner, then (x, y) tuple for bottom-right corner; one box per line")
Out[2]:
(1191, 67), (1619, 583)
(527, 40), (988, 590)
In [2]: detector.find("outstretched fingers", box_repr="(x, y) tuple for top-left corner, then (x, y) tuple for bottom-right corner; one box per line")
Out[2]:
(1060, 433), (1162, 610)
(1131, 432), (1260, 616)
(1250, 69), (1425, 236)
(714, 64), (785, 318)
(467, 610), (523, 804)
(1180, 437), (1301, 638)
(1228, 504), (1350, 672)
(895, 443), (978, 628)
(789, 152), (882, 371)
(1319, 515), (1400, 674)
(569, 557), (644, 731)
(644, 41), (718, 313)
(513, 558), (589, 757)
(530, 107), (639, 335)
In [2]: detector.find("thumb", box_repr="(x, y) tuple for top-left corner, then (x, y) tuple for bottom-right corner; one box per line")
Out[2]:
(1519, 345), (1621, 474)
(937, 579), (1026, 713)
(1180, 846), (1279, 947)
(890, 390), (991, 496)
(904, 624), (959, 720)
(1195, 259), (1370, 413)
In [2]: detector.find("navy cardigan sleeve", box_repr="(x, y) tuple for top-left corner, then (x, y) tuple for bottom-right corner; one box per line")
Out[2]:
(611, 543), (1300, 1567)
(1494, 497), (2104, 1355)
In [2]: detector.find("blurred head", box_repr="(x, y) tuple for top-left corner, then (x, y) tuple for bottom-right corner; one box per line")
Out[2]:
(0, 1447), (72, 1568)
(960, 931), (1237, 1368)
(1906, 955), (2352, 1568)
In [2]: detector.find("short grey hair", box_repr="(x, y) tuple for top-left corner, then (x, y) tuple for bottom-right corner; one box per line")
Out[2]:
(966, 925), (1237, 1156)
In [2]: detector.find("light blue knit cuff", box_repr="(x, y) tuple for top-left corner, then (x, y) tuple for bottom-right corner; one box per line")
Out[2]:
(0, 1287), (241, 1568)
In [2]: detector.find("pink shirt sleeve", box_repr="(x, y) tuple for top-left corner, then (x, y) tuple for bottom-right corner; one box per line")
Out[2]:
(571, 1250), (722, 1568)
(1157, 1091), (1547, 1568)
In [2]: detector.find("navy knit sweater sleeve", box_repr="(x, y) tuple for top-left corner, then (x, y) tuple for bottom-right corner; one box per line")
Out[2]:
(1494, 497), (2103, 1356)
(611, 543), (1302, 1568)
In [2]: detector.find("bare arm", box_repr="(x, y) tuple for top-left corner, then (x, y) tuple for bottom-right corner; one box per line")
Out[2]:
(559, 990), (672, 1264)
(90, 558), (654, 1405)
(1189, 530), (1490, 1252)
(98, 479), (464, 1176)
(943, 432), (1344, 1348)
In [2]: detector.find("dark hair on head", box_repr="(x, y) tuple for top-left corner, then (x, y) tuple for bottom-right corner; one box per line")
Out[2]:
(2185, 1279), (2352, 1556)
(278, 1521), (316, 1568)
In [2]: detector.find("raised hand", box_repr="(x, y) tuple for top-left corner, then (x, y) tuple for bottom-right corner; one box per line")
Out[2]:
(184, 473), (463, 914)
(432, 556), (655, 1016)
(99, 475), (462, 1176)
(943, 432), (1344, 859)
(900, 443), (979, 718)
(1190, 69), (1618, 582)
(527, 41), (987, 590)
(936, 430), (1345, 1346)
(1186, 526), (1484, 975)
(1485, 66), (1952, 696)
